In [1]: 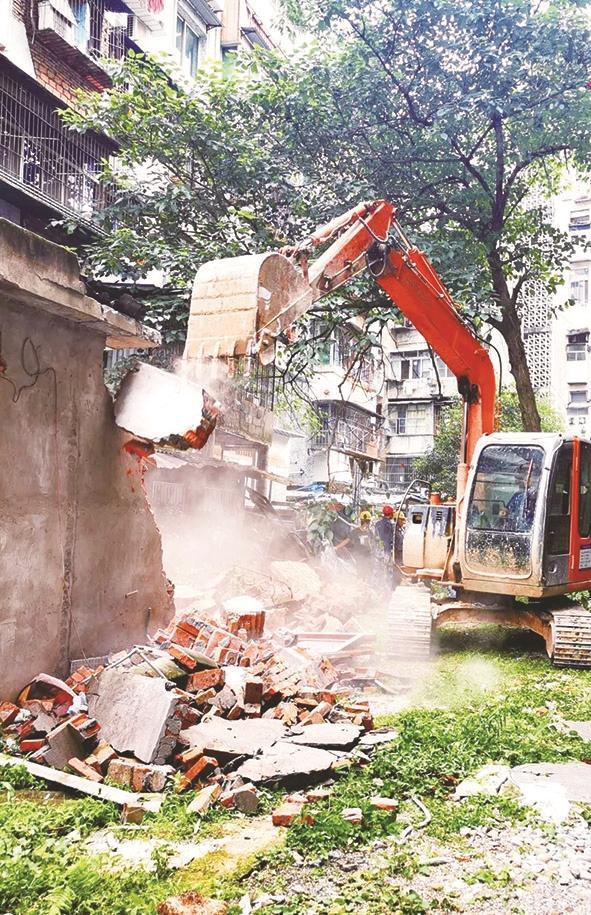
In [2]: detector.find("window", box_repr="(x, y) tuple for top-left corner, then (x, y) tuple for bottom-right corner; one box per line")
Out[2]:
(569, 385), (588, 405)
(566, 331), (589, 361)
(391, 404), (406, 434)
(579, 443), (591, 539)
(570, 266), (590, 306)
(392, 350), (432, 381)
(390, 403), (430, 435)
(468, 445), (544, 534)
(466, 444), (545, 577)
(546, 444), (572, 555)
(434, 356), (454, 379)
(386, 456), (415, 485)
(176, 15), (200, 77)
(569, 207), (591, 233)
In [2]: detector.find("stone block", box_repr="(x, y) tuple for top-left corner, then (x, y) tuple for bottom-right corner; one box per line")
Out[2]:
(87, 668), (178, 763)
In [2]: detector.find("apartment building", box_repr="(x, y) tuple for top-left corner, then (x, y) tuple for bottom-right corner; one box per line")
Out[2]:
(0, 0), (277, 243)
(383, 323), (457, 489)
(548, 185), (591, 437)
(286, 319), (386, 489)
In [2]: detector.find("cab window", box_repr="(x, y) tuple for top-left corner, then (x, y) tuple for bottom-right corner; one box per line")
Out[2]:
(546, 444), (572, 555)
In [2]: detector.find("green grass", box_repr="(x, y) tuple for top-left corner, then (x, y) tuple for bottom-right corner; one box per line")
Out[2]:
(286, 629), (591, 857)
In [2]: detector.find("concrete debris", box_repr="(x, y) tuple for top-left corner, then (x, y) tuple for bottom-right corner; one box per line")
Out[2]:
(564, 720), (591, 741)
(287, 723), (361, 750)
(0, 559), (391, 814)
(505, 762), (591, 823)
(454, 764), (510, 799)
(114, 362), (219, 451)
(181, 718), (286, 757)
(236, 740), (338, 785)
(87, 668), (179, 764)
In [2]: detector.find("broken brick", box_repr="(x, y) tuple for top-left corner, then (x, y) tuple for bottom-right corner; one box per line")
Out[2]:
(0, 702), (20, 726)
(176, 755), (218, 792)
(370, 796), (398, 812)
(186, 669), (225, 693)
(68, 757), (104, 782)
(272, 799), (314, 827)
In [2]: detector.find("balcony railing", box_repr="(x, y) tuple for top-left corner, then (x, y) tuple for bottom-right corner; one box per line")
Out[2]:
(311, 402), (385, 458)
(0, 65), (114, 226)
(36, 0), (131, 84)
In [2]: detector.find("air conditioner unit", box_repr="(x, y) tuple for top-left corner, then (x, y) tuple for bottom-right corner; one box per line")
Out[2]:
(37, 0), (75, 44)
(126, 13), (151, 44)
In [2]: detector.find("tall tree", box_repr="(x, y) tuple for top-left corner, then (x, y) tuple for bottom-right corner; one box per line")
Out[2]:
(265, 0), (591, 428)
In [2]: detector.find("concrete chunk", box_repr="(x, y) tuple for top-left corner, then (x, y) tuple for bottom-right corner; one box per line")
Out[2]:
(87, 668), (177, 764)
(288, 723), (361, 750)
(180, 718), (286, 758)
(235, 740), (338, 785)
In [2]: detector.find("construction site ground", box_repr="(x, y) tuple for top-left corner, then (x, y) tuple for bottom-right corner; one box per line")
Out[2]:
(3, 624), (591, 914)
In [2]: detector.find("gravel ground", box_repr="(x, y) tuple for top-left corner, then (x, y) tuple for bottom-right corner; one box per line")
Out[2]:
(245, 813), (591, 913)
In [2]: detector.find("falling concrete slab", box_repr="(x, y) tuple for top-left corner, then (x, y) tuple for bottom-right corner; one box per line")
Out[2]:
(87, 668), (177, 764)
(288, 723), (361, 750)
(180, 718), (286, 758)
(114, 362), (215, 446)
(235, 740), (338, 785)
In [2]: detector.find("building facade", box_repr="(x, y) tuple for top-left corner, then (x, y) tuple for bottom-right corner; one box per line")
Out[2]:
(1, 0), (277, 243)
(383, 323), (457, 490)
(286, 319), (386, 491)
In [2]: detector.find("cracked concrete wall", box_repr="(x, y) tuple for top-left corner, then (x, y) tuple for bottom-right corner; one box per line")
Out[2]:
(0, 298), (171, 697)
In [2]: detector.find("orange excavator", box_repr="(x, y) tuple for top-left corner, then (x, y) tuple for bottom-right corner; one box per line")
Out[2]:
(188, 199), (591, 667)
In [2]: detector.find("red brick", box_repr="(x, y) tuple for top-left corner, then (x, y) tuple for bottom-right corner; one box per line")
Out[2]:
(272, 800), (314, 827)
(19, 738), (46, 753)
(68, 757), (104, 782)
(0, 702), (20, 726)
(186, 669), (225, 692)
(176, 755), (218, 793)
(167, 646), (197, 670)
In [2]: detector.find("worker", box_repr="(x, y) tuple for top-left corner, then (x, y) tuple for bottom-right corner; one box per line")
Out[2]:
(358, 509), (372, 532)
(375, 504), (394, 554)
(499, 459), (542, 531)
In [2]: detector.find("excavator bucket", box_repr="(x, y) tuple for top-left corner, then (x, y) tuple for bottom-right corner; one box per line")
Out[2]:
(184, 251), (314, 365)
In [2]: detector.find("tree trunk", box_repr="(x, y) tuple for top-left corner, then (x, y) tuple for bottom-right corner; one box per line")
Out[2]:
(487, 251), (541, 432)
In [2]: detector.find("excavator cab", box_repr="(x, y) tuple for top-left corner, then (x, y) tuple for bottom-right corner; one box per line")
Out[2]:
(458, 433), (591, 598)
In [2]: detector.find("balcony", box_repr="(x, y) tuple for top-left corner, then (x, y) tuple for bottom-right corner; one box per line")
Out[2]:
(0, 63), (115, 228)
(36, 0), (131, 87)
(311, 401), (385, 460)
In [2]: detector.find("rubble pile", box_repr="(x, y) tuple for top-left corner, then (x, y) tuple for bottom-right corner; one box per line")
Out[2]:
(0, 563), (395, 817)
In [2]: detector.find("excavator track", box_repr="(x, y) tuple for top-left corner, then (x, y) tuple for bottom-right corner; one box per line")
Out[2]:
(547, 603), (591, 668)
(387, 583), (433, 664)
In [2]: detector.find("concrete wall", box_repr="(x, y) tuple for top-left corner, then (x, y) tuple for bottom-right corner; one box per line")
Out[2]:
(0, 300), (169, 696)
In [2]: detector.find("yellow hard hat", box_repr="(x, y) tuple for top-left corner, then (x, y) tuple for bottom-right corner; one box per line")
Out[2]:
(359, 510), (372, 522)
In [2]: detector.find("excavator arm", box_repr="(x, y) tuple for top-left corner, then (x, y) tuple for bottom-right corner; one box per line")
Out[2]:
(186, 198), (496, 483)
(269, 199), (496, 468)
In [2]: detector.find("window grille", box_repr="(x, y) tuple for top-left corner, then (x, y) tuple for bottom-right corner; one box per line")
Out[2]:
(0, 64), (114, 225)
(566, 331), (589, 362)
(311, 402), (384, 455)
(385, 456), (416, 485)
